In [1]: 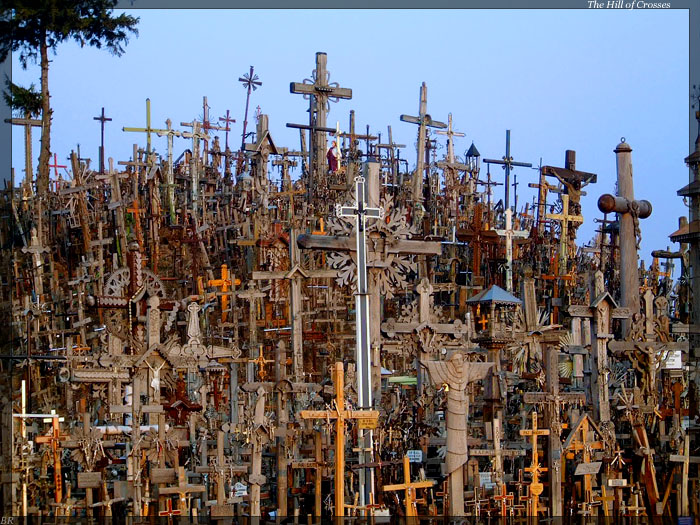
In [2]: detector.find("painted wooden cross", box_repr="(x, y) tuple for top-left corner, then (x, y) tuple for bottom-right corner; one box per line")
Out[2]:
(400, 82), (447, 209)
(290, 52), (352, 181)
(494, 208), (529, 292)
(299, 361), (379, 516)
(519, 411), (549, 518)
(483, 130), (532, 211)
(208, 264), (241, 323)
(382, 455), (435, 517)
(492, 483), (515, 517)
(546, 193), (583, 276)
(563, 414), (604, 510)
(123, 98), (169, 155)
(35, 410), (68, 504)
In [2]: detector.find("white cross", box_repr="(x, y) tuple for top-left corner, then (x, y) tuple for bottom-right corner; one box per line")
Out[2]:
(495, 208), (529, 292)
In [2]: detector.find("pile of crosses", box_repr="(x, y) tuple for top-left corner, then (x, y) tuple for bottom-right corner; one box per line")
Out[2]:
(2, 52), (697, 519)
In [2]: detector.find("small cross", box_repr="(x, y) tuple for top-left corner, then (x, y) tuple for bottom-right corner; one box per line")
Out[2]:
(49, 153), (67, 180)
(218, 109), (236, 150)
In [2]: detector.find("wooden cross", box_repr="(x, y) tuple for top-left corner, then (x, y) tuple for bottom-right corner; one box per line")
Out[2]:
(492, 483), (514, 517)
(123, 98), (169, 154)
(435, 113), (465, 165)
(519, 411), (549, 518)
(155, 118), (182, 222)
(400, 82), (447, 208)
(597, 139), (652, 328)
(290, 52), (352, 180)
(299, 361), (379, 516)
(594, 485), (615, 517)
(382, 455), (435, 517)
(248, 344), (274, 382)
(159, 466), (206, 513)
(5, 112), (42, 188)
(237, 283), (266, 382)
(218, 109), (236, 151)
(158, 497), (182, 520)
(35, 410), (67, 504)
(49, 152), (68, 180)
(669, 435), (699, 516)
(546, 193), (583, 276)
(93, 107), (112, 173)
(208, 264), (241, 323)
(89, 482), (126, 517)
(483, 130), (532, 211)
(180, 120), (210, 213)
(494, 208), (529, 292)
(252, 228), (336, 380)
(563, 414), (604, 507)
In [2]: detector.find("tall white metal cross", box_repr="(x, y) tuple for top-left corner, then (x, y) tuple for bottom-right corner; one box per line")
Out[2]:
(336, 175), (383, 508)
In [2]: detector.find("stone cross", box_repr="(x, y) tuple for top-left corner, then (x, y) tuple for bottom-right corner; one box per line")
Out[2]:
(400, 82), (447, 209)
(483, 130), (532, 211)
(424, 353), (493, 516)
(290, 52), (352, 181)
(494, 208), (529, 292)
(597, 139), (652, 329)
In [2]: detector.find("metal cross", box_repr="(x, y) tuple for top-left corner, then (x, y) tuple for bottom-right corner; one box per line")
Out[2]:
(93, 107), (112, 173)
(483, 130), (532, 211)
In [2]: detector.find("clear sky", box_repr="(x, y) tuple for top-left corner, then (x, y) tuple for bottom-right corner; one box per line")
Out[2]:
(9, 9), (690, 271)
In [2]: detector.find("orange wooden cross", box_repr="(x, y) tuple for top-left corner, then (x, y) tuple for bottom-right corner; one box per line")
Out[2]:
(382, 455), (435, 517)
(207, 264), (241, 322)
(35, 411), (68, 503)
(300, 362), (379, 516)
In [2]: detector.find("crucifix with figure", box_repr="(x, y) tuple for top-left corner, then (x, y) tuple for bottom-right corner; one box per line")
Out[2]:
(290, 52), (352, 190)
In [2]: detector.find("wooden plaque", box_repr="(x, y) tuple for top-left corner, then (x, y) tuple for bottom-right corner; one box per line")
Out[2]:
(211, 504), (234, 517)
(608, 479), (628, 487)
(358, 417), (377, 430)
(78, 471), (102, 489)
(574, 461), (602, 475)
(150, 467), (176, 484)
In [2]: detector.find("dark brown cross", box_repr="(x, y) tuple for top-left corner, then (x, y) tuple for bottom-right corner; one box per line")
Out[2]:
(93, 107), (112, 173)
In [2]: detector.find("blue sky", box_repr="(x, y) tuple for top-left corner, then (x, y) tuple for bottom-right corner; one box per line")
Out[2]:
(9, 9), (690, 270)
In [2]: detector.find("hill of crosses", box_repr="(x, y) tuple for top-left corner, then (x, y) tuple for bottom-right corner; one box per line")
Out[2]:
(3, 51), (698, 520)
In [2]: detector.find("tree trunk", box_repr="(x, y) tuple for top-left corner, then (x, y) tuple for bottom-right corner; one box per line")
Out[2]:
(37, 31), (50, 197)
